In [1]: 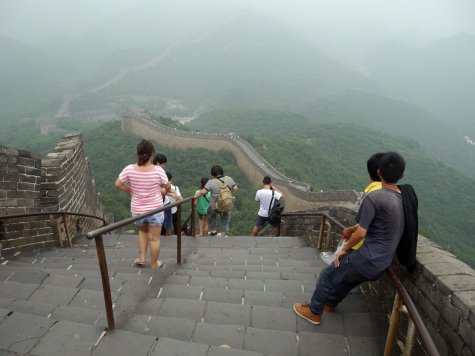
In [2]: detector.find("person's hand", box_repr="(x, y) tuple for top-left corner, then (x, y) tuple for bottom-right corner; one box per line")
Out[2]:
(342, 227), (353, 240)
(334, 249), (347, 268)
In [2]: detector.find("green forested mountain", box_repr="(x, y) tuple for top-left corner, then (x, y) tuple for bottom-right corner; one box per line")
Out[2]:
(189, 108), (475, 267)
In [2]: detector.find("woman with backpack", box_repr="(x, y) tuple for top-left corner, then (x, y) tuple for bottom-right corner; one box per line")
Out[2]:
(194, 177), (211, 236)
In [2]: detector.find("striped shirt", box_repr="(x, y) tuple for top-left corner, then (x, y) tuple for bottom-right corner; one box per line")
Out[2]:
(118, 164), (168, 214)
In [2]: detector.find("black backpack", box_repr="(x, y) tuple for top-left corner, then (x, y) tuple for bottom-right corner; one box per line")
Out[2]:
(268, 190), (284, 221)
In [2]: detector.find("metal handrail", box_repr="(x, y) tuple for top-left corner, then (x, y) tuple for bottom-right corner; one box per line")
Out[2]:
(288, 211), (439, 356)
(85, 195), (196, 330)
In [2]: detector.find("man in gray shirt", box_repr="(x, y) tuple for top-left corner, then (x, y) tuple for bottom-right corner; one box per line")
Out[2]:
(194, 165), (237, 237)
(294, 152), (410, 325)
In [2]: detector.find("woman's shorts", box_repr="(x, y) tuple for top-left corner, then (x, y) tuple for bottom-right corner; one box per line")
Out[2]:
(134, 212), (164, 227)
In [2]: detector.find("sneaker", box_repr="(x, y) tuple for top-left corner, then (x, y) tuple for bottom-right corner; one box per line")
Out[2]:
(293, 302), (321, 325)
(209, 231), (217, 236)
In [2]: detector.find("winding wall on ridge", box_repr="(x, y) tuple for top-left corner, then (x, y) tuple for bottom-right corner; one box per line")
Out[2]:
(122, 108), (358, 212)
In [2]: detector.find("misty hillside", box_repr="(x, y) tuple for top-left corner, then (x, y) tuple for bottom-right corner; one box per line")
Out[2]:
(366, 32), (475, 132)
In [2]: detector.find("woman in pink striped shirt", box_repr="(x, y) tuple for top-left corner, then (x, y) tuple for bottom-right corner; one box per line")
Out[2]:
(115, 140), (170, 269)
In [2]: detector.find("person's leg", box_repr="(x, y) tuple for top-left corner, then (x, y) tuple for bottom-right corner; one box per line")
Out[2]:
(149, 225), (162, 268)
(252, 216), (266, 236)
(138, 224), (149, 263)
(207, 208), (217, 235)
(219, 211), (230, 236)
(203, 216), (209, 236)
(309, 258), (366, 314)
(198, 215), (204, 236)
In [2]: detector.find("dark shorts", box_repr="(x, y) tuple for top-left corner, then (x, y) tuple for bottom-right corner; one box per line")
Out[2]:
(255, 215), (278, 228)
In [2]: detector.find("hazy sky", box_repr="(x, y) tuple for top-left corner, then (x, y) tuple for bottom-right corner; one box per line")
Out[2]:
(1, 0), (474, 45)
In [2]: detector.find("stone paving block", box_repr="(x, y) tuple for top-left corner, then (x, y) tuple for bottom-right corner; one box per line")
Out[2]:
(8, 300), (56, 317)
(189, 276), (228, 289)
(299, 331), (348, 356)
(117, 279), (155, 299)
(210, 270), (246, 279)
(50, 305), (102, 325)
(28, 285), (78, 305)
(134, 297), (164, 316)
(343, 313), (388, 337)
(158, 297), (206, 321)
(336, 294), (370, 313)
(92, 328), (157, 356)
(42, 274), (84, 288)
(302, 280), (317, 294)
(296, 266), (323, 274)
(228, 279), (264, 291)
(78, 277), (124, 293)
(346, 336), (386, 355)
(0, 281), (38, 300)
(202, 287), (243, 304)
(120, 314), (150, 334)
(296, 310), (345, 335)
(230, 237), (258, 248)
(166, 274), (191, 285)
(188, 257), (216, 266)
(0, 298), (13, 308)
(0, 312), (55, 354)
(193, 322), (245, 349)
(209, 239), (233, 248)
(247, 259), (276, 266)
(176, 269), (211, 277)
(0, 268), (14, 281)
(248, 248), (278, 255)
(251, 305), (297, 332)
(265, 279), (303, 293)
(158, 285), (203, 300)
(246, 271), (281, 280)
(278, 260), (310, 267)
(146, 315), (196, 341)
(208, 346), (264, 356)
(229, 265), (263, 272)
(151, 337), (209, 356)
(281, 272), (316, 281)
(195, 265), (231, 272)
(263, 265), (294, 273)
(204, 302), (251, 326)
(31, 320), (103, 356)
(244, 326), (298, 356)
(7, 271), (49, 284)
(281, 293), (313, 309)
(244, 290), (284, 308)
(69, 289), (110, 309)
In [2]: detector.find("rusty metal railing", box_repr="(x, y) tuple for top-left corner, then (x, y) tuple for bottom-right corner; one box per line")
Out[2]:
(282, 211), (439, 356)
(85, 196), (195, 330)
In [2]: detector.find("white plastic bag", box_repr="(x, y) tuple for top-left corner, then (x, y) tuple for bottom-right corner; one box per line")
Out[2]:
(320, 239), (346, 265)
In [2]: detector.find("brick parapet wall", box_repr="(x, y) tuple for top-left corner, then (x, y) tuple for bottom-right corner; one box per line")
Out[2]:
(283, 209), (475, 355)
(122, 109), (358, 211)
(0, 133), (110, 255)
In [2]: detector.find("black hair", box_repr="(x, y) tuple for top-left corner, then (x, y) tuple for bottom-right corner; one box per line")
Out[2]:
(367, 152), (385, 181)
(263, 176), (272, 185)
(166, 172), (172, 180)
(136, 139), (155, 166)
(379, 152), (405, 183)
(153, 153), (167, 165)
(200, 177), (208, 189)
(210, 165), (224, 177)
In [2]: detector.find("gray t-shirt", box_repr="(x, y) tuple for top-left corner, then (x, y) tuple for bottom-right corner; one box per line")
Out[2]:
(204, 176), (236, 210)
(351, 188), (404, 280)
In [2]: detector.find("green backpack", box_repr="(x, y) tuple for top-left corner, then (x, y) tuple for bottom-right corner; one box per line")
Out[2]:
(215, 177), (233, 212)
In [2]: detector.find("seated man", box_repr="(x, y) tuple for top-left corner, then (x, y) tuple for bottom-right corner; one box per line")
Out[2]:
(294, 152), (416, 325)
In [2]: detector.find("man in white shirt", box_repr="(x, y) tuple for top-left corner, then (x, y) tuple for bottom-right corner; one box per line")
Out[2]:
(252, 176), (284, 236)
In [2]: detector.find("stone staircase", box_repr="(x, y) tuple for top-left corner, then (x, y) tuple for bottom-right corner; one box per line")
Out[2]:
(0, 234), (390, 355)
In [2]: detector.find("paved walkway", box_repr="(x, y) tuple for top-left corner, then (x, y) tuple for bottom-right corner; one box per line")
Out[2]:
(0, 234), (389, 355)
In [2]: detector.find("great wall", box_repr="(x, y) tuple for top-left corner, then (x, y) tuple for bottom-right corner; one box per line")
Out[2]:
(0, 111), (474, 355)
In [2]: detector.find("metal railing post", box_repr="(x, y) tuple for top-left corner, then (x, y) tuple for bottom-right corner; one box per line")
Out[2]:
(318, 215), (326, 249)
(176, 205), (182, 264)
(384, 291), (403, 356)
(190, 199), (196, 237)
(94, 235), (115, 330)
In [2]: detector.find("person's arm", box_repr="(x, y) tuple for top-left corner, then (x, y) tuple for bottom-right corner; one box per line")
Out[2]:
(115, 178), (131, 194)
(334, 225), (367, 267)
(161, 181), (171, 194)
(231, 185), (238, 194)
(194, 188), (208, 199)
(168, 186), (183, 201)
(342, 223), (359, 240)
